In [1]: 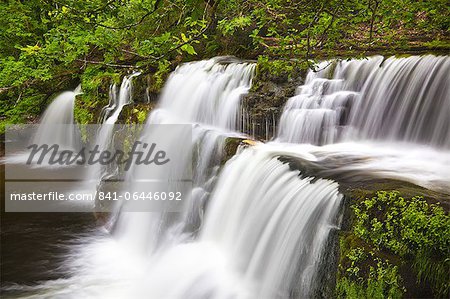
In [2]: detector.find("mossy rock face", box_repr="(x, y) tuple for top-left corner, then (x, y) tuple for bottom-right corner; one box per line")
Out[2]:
(117, 103), (155, 125)
(74, 73), (111, 125)
(343, 180), (450, 209)
(74, 92), (109, 125)
(73, 71), (161, 126)
(221, 137), (259, 165)
(221, 137), (245, 164)
(336, 191), (450, 299)
(131, 74), (159, 104)
(241, 62), (305, 141)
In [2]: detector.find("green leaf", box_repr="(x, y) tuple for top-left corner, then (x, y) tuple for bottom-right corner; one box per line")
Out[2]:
(180, 44), (196, 55)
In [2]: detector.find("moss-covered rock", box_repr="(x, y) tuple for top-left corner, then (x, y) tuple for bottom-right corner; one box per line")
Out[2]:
(221, 137), (259, 164)
(73, 71), (160, 126)
(74, 70), (112, 125)
(276, 154), (450, 298)
(131, 73), (160, 104)
(336, 191), (450, 299)
(117, 103), (154, 125)
(241, 59), (308, 140)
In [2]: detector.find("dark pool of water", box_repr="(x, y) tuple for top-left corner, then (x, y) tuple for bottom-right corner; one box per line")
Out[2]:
(0, 165), (97, 297)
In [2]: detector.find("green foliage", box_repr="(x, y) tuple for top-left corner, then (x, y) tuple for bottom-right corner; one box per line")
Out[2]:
(152, 60), (172, 92)
(340, 191), (450, 297)
(136, 110), (148, 124)
(257, 56), (295, 78)
(1, 0), (212, 127)
(336, 251), (405, 299)
(252, 56), (309, 90)
(0, 0), (448, 129)
(73, 65), (117, 125)
(218, 16), (253, 36)
(0, 91), (47, 134)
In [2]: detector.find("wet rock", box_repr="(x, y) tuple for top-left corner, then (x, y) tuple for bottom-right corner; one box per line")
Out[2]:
(117, 102), (155, 125)
(131, 74), (159, 104)
(221, 137), (260, 165)
(241, 66), (305, 141)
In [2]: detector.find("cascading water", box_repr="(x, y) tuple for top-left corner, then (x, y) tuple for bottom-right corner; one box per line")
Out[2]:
(157, 58), (255, 129)
(277, 55), (450, 147)
(198, 147), (342, 299)
(100, 73), (140, 125)
(113, 58), (256, 253)
(108, 146), (342, 299)
(32, 85), (82, 149)
(99, 83), (119, 123)
(4, 58), (259, 298)
(8, 55), (449, 299)
(3, 86), (82, 165)
(108, 58), (344, 299)
(88, 73), (139, 183)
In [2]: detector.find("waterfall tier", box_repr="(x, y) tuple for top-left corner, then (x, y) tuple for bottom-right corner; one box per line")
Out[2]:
(277, 55), (450, 148)
(11, 56), (448, 299)
(157, 58), (255, 129)
(33, 87), (81, 149)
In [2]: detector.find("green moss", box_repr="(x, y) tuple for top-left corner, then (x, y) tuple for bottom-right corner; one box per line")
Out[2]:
(252, 56), (308, 90)
(118, 103), (154, 125)
(221, 137), (245, 165)
(337, 191), (450, 298)
(422, 39), (450, 50)
(73, 66), (120, 125)
(336, 258), (404, 299)
(151, 60), (172, 93)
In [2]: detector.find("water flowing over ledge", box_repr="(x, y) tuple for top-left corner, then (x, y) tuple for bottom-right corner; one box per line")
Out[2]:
(2, 55), (449, 298)
(277, 55), (450, 148)
(33, 86), (82, 150)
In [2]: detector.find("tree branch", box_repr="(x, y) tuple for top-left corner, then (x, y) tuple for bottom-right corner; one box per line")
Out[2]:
(76, 59), (136, 68)
(0, 87), (15, 94)
(96, 0), (162, 30)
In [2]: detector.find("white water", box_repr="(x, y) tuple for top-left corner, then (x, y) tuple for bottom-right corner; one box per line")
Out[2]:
(88, 58), (343, 299)
(157, 58), (254, 129)
(5, 55), (450, 299)
(5, 145), (341, 299)
(113, 58), (256, 254)
(277, 55), (450, 147)
(100, 73), (140, 125)
(198, 147), (342, 298)
(32, 85), (82, 149)
(96, 55), (450, 299)
(87, 73), (139, 183)
(3, 86), (81, 165)
(111, 147), (341, 299)
(2, 58), (259, 298)
(256, 142), (450, 194)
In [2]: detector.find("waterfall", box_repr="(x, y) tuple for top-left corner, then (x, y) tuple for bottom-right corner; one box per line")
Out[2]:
(104, 146), (342, 299)
(198, 147), (342, 298)
(32, 86), (81, 149)
(109, 58), (342, 298)
(99, 83), (119, 123)
(113, 58), (256, 252)
(87, 73), (139, 184)
(157, 58), (255, 129)
(100, 73), (140, 125)
(12, 56), (449, 299)
(277, 55), (450, 147)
